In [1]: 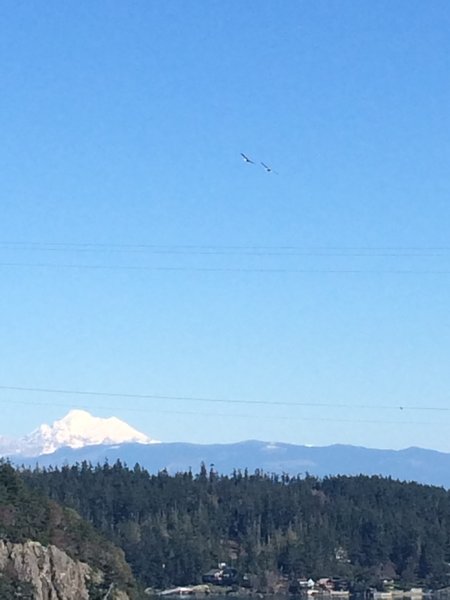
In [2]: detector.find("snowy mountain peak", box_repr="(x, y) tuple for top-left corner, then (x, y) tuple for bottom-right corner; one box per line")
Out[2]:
(59, 409), (94, 423)
(4, 410), (159, 457)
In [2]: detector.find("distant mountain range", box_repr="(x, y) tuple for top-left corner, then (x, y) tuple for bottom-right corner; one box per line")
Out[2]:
(4, 410), (450, 488)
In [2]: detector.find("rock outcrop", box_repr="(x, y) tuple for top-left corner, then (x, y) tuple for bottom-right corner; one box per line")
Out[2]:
(0, 539), (91, 600)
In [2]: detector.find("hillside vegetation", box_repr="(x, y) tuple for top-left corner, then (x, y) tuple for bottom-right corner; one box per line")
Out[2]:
(21, 462), (450, 591)
(0, 461), (136, 598)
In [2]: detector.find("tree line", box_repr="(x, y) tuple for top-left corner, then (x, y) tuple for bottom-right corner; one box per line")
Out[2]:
(18, 462), (450, 591)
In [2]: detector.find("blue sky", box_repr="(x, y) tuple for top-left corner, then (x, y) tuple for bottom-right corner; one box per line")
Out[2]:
(2, 1), (450, 450)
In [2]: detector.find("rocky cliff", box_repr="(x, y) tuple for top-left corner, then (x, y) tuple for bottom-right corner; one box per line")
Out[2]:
(0, 461), (136, 598)
(0, 539), (93, 600)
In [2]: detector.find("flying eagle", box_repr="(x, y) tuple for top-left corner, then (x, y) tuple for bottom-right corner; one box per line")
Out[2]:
(240, 153), (254, 164)
(261, 161), (278, 174)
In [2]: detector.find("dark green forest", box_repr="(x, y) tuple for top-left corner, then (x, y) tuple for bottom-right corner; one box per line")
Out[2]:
(0, 461), (136, 598)
(15, 461), (450, 591)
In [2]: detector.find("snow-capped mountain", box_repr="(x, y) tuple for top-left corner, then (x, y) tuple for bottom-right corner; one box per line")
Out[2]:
(1, 409), (159, 457)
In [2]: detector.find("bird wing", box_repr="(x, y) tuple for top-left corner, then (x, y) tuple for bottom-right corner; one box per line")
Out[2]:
(261, 161), (278, 174)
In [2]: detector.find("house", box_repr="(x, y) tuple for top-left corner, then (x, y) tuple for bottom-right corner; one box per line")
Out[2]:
(298, 578), (315, 589)
(202, 565), (239, 586)
(202, 569), (222, 584)
(317, 578), (334, 591)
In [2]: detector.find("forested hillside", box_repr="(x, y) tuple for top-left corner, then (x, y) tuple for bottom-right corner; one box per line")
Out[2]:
(0, 461), (136, 598)
(22, 462), (450, 591)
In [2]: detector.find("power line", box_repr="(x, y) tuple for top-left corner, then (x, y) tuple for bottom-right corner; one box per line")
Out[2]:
(0, 384), (449, 413)
(0, 395), (445, 427)
(3, 241), (450, 251)
(1, 262), (450, 275)
(1, 243), (450, 258)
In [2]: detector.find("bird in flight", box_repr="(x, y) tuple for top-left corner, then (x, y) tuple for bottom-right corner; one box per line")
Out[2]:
(261, 161), (278, 174)
(240, 152), (254, 164)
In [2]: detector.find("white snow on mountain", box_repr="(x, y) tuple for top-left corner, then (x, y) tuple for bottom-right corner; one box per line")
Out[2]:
(1, 409), (159, 457)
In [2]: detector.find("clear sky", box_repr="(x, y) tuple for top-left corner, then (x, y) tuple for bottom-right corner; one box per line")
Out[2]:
(1, 1), (450, 451)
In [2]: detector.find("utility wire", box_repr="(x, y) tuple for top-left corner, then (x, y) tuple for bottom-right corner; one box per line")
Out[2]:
(0, 384), (448, 413)
(0, 395), (445, 427)
(1, 262), (450, 275)
(1, 243), (450, 257)
(3, 241), (450, 251)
